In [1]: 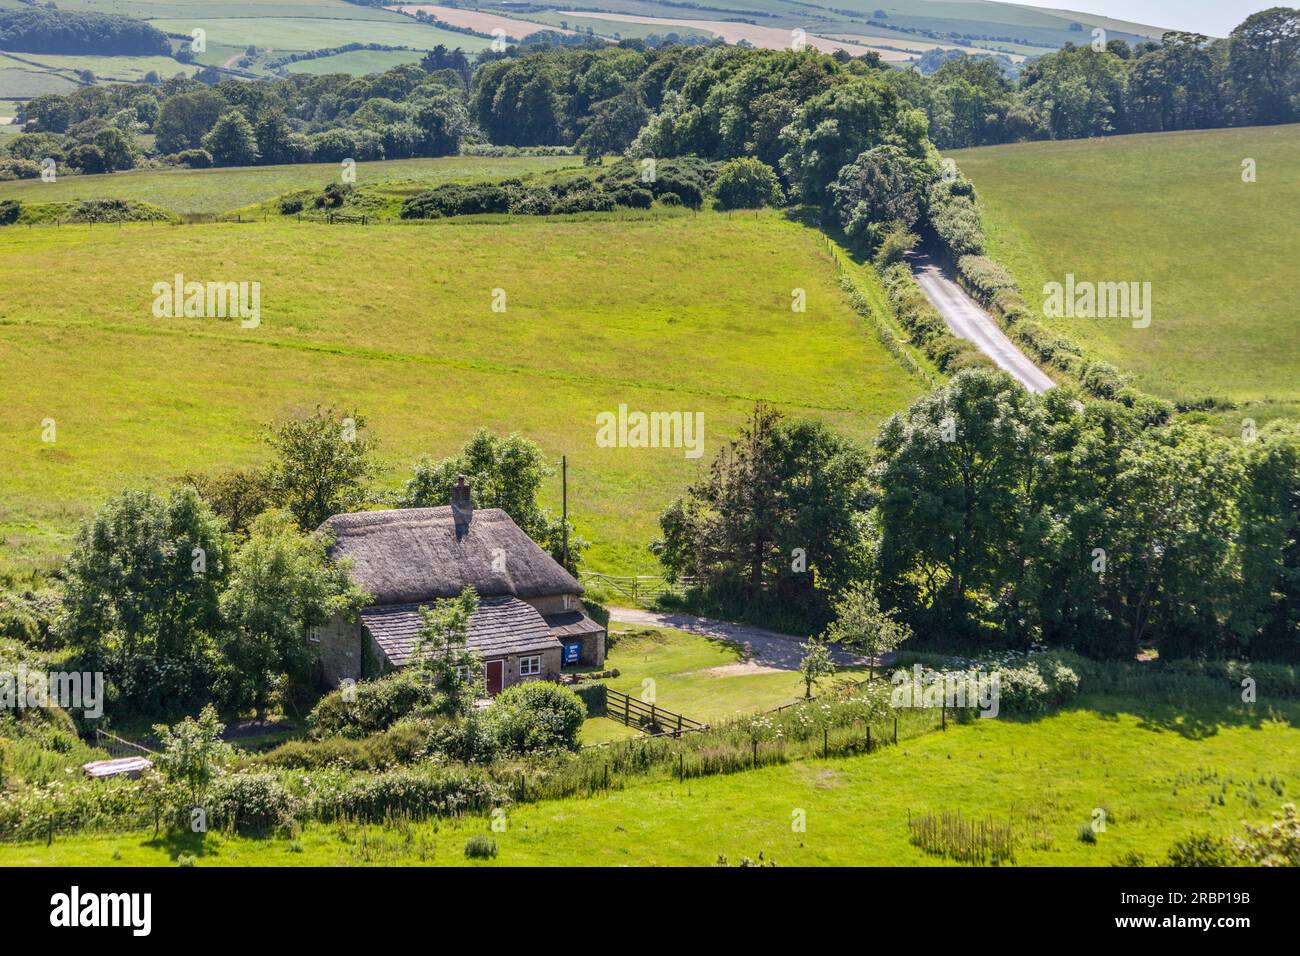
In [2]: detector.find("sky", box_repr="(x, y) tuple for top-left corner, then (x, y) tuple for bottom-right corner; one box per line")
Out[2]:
(1011, 1), (1276, 36)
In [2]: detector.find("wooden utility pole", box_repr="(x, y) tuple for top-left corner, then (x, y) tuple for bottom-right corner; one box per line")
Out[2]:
(562, 455), (569, 569)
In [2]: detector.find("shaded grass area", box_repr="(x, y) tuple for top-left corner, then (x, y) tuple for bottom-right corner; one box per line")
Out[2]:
(7, 692), (1295, 866)
(602, 624), (867, 725)
(949, 124), (1300, 420)
(0, 210), (923, 573)
(0, 155), (581, 216)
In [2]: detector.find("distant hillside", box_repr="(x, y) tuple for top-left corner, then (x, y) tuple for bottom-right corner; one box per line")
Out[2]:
(438, 0), (1171, 60)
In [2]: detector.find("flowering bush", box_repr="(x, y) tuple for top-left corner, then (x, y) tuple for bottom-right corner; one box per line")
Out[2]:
(208, 773), (297, 835)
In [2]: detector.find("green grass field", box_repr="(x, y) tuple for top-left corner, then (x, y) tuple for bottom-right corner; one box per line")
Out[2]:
(5, 691), (1292, 866)
(0, 208), (923, 574)
(602, 625), (866, 725)
(0, 155), (581, 216)
(282, 48), (425, 76)
(950, 124), (1300, 419)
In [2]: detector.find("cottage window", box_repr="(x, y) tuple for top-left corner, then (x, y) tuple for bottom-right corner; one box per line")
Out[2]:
(519, 655), (542, 677)
(456, 665), (470, 682)
(306, 626), (322, 644)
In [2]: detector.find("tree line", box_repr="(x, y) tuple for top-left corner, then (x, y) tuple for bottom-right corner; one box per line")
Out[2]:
(656, 371), (1300, 663)
(5, 54), (475, 175)
(5, 8), (1295, 180)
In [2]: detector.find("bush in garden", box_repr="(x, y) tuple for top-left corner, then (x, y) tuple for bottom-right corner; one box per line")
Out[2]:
(207, 773), (296, 835)
(261, 717), (444, 770)
(308, 671), (440, 739)
(486, 681), (586, 754)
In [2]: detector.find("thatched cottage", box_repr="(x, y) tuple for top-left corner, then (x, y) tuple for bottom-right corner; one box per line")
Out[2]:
(315, 479), (605, 695)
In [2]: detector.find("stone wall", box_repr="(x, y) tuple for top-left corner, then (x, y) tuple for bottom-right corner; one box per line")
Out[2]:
(318, 613), (362, 687)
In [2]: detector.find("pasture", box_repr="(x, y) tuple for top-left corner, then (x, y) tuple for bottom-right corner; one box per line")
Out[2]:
(950, 124), (1300, 420)
(0, 208), (923, 575)
(5, 689), (1294, 866)
(0, 154), (581, 216)
(281, 48), (424, 76)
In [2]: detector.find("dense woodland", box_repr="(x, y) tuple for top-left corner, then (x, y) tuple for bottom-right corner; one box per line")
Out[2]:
(0, 6), (170, 56)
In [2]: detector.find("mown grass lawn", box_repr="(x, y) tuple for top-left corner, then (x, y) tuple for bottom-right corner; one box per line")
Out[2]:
(0, 209), (923, 573)
(0, 155), (581, 216)
(601, 625), (868, 725)
(949, 124), (1300, 421)
(6, 693), (1295, 866)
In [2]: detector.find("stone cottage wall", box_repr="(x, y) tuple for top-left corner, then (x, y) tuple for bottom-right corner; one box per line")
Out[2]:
(318, 613), (362, 687)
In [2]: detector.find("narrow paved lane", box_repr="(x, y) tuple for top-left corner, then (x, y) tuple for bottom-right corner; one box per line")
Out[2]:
(909, 252), (1055, 394)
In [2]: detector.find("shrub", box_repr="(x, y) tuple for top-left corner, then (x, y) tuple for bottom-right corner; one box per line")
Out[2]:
(313, 181), (352, 209)
(308, 672), (439, 739)
(1166, 831), (1237, 867)
(487, 681), (586, 754)
(927, 177), (984, 258)
(0, 200), (19, 226)
(957, 255), (1018, 299)
(465, 834), (498, 859)
(425, 711), (497, 763)
(317, 766), (503, 823)
(261, 717), (444, 770)
(0, 159), (41, 181)
(175, 148), (211, 169)
(278, 196), (304, 215)
(873, 220), (918, 268)
(657, 191), (682, 206)
(712, 157), (783, 210)
(207, 773), (296, 835)
(569, 681), (607, 718)
(1236, 803), (1300, 866)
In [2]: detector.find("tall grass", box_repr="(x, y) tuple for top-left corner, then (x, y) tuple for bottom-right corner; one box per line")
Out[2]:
(908, 809), (1016, 865)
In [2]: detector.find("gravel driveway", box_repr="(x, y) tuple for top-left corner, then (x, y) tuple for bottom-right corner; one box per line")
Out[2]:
(609, 607), (871, 670)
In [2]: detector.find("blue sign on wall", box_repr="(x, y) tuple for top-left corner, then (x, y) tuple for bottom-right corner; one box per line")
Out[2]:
(563, 641), (581, 665)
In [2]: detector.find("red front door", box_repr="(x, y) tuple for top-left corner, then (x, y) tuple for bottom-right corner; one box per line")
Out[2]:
(484, 660), (504, 696)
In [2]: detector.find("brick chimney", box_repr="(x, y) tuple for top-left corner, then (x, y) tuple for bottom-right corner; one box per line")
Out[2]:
(450, 474), (473, 529)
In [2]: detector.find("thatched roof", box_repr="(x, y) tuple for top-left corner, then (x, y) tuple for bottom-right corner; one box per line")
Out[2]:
(360, 597), (560, 666)
(320, 506), (581, 606)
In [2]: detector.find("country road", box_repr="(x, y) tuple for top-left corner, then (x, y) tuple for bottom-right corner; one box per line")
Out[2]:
(909, 252), (1055, 394)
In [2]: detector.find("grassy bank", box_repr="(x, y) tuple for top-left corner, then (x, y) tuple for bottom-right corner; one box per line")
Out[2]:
(5, 691), (1293, 866)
